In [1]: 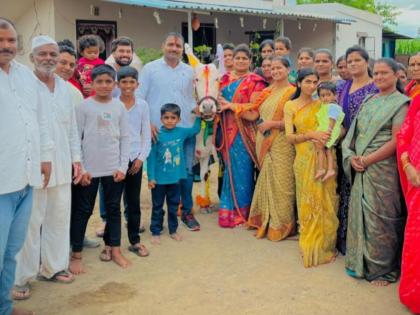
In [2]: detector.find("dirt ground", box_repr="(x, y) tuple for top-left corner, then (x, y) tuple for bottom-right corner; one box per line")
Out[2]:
(17, 167), (410, 315)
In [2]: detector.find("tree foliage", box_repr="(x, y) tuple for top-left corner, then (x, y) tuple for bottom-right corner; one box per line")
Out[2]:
(296, 0), (400, 29)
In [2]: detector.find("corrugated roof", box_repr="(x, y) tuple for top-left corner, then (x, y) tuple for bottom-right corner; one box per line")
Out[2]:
(104, 0), (354, 24)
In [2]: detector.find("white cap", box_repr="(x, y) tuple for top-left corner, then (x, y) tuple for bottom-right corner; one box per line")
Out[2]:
(31, 35), (57, 51)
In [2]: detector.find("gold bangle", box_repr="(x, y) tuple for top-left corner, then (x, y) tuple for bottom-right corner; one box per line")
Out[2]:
(403, 162), (411, 171)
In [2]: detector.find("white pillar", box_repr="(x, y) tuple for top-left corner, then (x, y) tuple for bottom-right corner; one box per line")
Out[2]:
(280, 18), (284, 36)
(187, 11), (193, 47)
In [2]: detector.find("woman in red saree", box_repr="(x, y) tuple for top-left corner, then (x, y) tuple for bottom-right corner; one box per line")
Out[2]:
(217, 44), (266, 228)
(397, 95), (420, 314)
(405, 53), (420, 99)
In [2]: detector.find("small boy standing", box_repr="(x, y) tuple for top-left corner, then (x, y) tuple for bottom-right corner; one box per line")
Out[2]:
(70, 64), (130, 274)
(147, 104), (201, 244)
(117, 66), (151, 257)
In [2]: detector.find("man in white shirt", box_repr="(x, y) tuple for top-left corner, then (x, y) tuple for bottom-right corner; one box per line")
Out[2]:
(0, 19), (53, 315)
(139, 32), (200, 232)
(13, 36), (81, 300)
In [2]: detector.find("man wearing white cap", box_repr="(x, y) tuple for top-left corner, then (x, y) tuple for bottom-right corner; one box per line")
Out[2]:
(12, 35), (81, 300)
(0, 19), (53, 315)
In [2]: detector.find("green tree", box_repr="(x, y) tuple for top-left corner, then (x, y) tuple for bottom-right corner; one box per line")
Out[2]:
(296, 0), (400, 30)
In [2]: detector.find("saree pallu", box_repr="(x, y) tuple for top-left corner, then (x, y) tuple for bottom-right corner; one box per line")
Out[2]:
(342, 92), (409, 282)
(405, 80), (420, 99)
(217, 73), (266, 228)
(335, 80), (379, 255)
(397, 95), (420, 314)
(284, 100), (339, 267)
(248, 86), (296, 241)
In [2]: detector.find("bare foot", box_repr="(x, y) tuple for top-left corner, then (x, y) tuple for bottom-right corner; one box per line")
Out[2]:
(151, 235), (161, 245)
(170, 233), (183, 241)
(322, 169), (336, 182)
(315, 169), (326, 180)
(69, 253), (85, 275)
(11, 308), (35, 315)
(111, 247), (131, 268)
(370, 280), (390, 287)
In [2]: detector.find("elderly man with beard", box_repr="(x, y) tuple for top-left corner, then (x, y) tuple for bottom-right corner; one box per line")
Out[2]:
(0, 20), (53, 315)
(139, 32), (200, 231)
(12, 35), (81, 301)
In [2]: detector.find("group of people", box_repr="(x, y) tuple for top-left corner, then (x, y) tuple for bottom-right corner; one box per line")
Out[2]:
(0, 14), (420, 315)
(218, 39), (420, 314)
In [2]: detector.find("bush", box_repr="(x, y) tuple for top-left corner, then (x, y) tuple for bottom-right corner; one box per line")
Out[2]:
(136, 47), (163, 65)
(396, 39), (420, 55)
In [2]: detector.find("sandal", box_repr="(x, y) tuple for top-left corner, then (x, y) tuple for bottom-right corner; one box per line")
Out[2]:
(128, 244), (149, 257)
(37, 270), (74, 283)
(99, 248), (112, 262)
(12, 283), (31, 300)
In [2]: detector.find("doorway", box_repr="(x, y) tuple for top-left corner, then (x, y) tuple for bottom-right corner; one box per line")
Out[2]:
(76, 20), (117, 59)
(182, 22), (216, 63)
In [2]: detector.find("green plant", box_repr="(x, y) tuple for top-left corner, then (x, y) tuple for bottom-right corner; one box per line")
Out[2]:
(136, 47), (163, 65)
(194, 45), (212, 62)
(396, 39), (420, 55)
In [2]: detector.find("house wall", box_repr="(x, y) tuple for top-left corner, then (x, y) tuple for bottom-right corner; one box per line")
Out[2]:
(326, 4), (382, 59)
(52, 0), (280, 49)
(52, 0), (334, 64)
(7, 0), (336, 66)
(284, 19), (335, 60)
(336, 20), (382, 59)
(13, 0), (55, 65)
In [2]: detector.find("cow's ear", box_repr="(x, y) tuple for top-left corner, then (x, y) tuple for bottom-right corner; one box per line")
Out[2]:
(185, 43), (201, 68)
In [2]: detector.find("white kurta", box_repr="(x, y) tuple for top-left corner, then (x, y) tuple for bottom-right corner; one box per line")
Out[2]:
(0, 61), (54, 195)
(15, 75), (81, 283)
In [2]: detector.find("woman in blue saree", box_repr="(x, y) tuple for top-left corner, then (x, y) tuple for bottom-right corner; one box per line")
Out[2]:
(217, 44), (266, 228)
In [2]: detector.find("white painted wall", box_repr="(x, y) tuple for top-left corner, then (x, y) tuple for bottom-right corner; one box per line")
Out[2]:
(13, 0), (55, 65)
(292, 3), (383, 59)
(284, 19), (335, 61)
(53, 0), (283, 53)
(6, 0), (339, 66)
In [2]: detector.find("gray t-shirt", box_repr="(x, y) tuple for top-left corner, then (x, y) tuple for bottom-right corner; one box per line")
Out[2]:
(76, 97), (130, 177)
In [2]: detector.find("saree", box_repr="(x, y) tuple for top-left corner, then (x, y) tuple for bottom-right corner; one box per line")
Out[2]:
(248, 86), (296, 241)
(405, 80), (420, 99)
(397, 95), (420, 314)
(342, 91), (409, 282)
(335, 80), (379, 254)
(217, 72), (266, 228)
(284, 99), (339, 267)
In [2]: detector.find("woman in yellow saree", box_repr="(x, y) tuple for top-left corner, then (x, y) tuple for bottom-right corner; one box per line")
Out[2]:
(284, 68), (339, 267)
(237, 56), (297, 241)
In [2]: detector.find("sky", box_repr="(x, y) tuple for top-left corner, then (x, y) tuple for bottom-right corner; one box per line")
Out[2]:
(389, 0), (420, 37)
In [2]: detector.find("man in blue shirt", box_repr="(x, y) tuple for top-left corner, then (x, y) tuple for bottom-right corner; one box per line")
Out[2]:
(139, 32), (200, 231)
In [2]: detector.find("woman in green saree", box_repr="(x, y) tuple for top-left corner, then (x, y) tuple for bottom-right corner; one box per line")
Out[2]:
(342, 58), (410, 286)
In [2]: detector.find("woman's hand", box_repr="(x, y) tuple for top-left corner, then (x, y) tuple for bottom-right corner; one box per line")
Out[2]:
(405, 164), (420, 187)
(257, 121), (273, 134)
(351, 156), (365, 172)
(217, 96), (233, 112)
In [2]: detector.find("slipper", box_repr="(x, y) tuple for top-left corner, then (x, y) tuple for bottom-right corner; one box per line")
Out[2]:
(99, 248), (112, 262)
(12, 283), (32, 300)
(128, 244), (149, 257)
(37, 270), (74, 284)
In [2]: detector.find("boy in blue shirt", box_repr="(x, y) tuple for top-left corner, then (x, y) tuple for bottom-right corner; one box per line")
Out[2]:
(147, 103), (201, 244)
